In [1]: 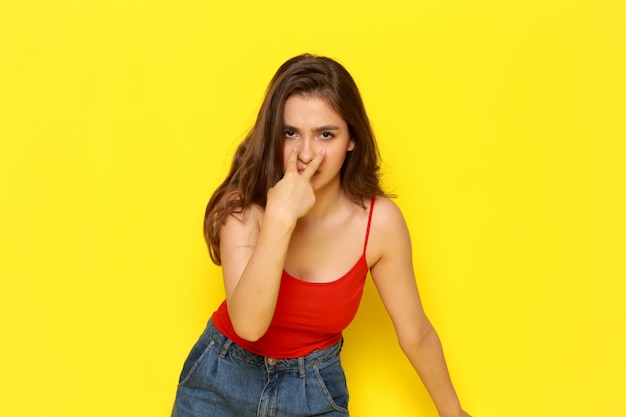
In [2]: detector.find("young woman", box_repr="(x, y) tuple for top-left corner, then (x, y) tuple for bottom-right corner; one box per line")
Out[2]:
(172, 54), (472, 417)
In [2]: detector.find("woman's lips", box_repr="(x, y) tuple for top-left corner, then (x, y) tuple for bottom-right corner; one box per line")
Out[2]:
(297, 167), (319, 175)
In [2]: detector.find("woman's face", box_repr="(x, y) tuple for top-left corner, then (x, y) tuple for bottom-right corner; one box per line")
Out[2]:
(282, 94), (354, 192)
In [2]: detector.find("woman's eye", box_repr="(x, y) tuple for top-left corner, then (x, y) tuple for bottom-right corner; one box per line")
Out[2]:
(320, 131), (334, 140)
(284, 131), (297, 138)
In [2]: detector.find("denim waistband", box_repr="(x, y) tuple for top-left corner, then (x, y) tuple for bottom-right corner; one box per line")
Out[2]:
(205, 318), (342, 375)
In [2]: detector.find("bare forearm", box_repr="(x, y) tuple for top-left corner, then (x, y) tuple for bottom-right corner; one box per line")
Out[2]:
(225, 149), (325, 341)
(227, 213), (295, 341)
(401, 324), (462, 416)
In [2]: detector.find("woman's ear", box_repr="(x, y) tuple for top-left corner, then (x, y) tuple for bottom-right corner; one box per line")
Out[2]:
(347, 138), (355, 151)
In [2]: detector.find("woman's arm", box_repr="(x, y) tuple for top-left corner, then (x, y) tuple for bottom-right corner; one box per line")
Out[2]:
(219, 149), (325, 341)
(369, 198), (471, 417)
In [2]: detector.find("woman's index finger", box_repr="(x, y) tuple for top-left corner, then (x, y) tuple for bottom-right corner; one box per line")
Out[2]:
(285, 148), (299, 173)
(300, 150), (326, 180)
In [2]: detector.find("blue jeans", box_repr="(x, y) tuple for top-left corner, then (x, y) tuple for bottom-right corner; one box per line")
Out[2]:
(172, 319), (350, 417)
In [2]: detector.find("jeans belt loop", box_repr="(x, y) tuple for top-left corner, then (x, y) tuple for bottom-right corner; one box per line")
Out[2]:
(219, 338), (233, 359)
(298, 356), (306, 378)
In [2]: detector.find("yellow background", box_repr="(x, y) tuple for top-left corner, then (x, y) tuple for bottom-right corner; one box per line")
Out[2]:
(1, 1), (625, 416)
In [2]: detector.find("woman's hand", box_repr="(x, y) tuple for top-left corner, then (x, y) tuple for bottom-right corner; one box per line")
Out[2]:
(266, 148), (325, 223)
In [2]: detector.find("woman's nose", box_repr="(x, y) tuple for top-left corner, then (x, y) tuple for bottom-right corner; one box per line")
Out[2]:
(297, 138), (315, 163)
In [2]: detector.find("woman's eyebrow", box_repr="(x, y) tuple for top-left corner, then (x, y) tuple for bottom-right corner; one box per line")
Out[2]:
(313, 125), (340, 132)
(283, 124), (341, 132)
(283, 124), (300, 132)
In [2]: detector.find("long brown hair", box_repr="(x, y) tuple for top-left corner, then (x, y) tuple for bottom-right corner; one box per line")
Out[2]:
(204, 54), (388, 264)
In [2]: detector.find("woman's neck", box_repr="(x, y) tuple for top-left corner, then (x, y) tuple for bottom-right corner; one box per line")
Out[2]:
(302, 183), (350, 222)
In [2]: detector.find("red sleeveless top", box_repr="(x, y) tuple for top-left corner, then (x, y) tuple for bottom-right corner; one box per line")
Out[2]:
(212, 198), (376, 358)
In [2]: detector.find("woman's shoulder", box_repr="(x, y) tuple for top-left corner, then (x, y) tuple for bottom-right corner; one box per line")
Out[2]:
(221, 199), (264, 232)
(372, 195), (406, 226)
(366, 196), (411, 264)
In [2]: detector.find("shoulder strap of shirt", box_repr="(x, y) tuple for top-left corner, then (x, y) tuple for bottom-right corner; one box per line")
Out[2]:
(363, 197), (376, 253)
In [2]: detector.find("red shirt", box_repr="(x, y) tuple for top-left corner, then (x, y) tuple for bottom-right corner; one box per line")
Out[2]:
(212, 197), (375, 358)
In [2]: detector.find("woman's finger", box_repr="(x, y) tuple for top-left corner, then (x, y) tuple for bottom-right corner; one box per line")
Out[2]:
(285, 148), (299, 173)
(300, 150), (326, 180)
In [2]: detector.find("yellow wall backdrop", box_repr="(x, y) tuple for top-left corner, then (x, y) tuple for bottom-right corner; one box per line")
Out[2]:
(1, 1), (625, 416)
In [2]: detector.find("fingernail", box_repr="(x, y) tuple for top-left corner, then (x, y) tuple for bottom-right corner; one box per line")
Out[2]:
(320, 150), (327, 156)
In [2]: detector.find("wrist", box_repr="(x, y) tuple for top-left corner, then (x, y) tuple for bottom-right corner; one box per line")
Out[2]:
(263, 205), (298, 230)
(438, 407), (469, 417)
(437, 401), (462, 417)
(438, 412), (461, 417)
